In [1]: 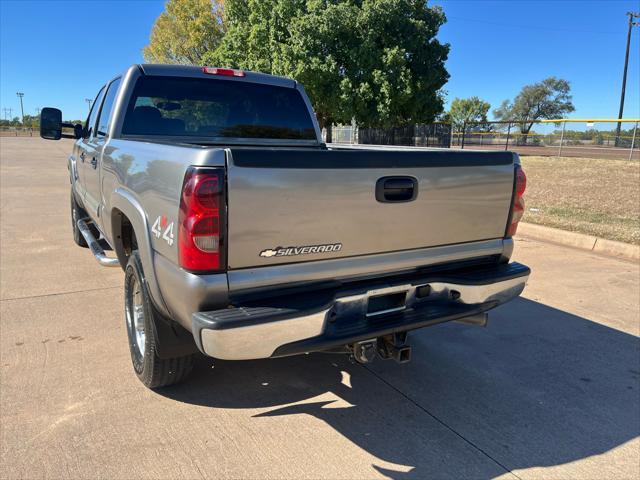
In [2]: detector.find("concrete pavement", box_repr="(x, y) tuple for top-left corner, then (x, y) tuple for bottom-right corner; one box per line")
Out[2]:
(1, 137), (639, 479)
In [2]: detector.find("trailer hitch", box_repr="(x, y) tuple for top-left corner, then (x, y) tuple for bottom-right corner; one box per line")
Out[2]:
(377, 332), (412, 364)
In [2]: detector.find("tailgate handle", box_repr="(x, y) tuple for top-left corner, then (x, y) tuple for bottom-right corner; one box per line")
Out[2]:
(376, 176), (418, 203)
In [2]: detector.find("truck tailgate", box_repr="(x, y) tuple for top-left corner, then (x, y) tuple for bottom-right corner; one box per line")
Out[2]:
(226, 148), (515, 269)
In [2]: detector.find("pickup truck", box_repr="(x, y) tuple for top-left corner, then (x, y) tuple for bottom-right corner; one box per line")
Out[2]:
(40, 64), (530, 389)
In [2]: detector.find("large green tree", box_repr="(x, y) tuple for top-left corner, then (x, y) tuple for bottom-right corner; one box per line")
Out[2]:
(143, 0), (225, 65)
(208, 0), (449, 140)
(493, 77), (575, 143)
(447, 96), (491, 132)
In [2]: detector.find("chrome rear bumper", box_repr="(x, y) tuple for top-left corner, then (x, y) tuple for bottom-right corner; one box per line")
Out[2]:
(192, 262), (530, 360)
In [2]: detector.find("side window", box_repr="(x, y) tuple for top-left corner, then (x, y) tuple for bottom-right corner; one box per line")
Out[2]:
(84, 87), (105, 139)
(96, 78), (122, 138)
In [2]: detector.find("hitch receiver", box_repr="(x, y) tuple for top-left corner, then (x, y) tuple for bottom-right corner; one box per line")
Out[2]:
(377, 332), (412, 364)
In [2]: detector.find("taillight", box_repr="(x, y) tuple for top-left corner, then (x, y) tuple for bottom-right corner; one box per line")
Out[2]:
(178, 167), (225, 272)
(506, 165), (527, 237)
(202, 67), (245, 77)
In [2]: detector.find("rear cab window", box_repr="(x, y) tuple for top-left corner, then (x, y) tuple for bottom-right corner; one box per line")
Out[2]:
(96, 78), (122, 138)
(121, 76), (316, 140)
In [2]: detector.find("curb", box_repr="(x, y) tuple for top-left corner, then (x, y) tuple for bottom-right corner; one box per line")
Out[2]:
(516, 222), (639, 262)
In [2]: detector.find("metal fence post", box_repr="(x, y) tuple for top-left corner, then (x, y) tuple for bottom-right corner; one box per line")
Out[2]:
(505, 123), (511, 150)
(460, 122), (466, 149)
(558, 121), (566, 158)
(629, 122), (638, 161)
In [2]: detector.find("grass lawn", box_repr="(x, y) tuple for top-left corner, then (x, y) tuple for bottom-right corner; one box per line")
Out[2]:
(520, 156), (640, 245)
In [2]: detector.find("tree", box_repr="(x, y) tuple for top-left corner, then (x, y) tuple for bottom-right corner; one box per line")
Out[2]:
(209, 0), (449, 141)
(447, 96), (490, 132)
(143, 0), (224, 65)
(493, 77), (575, 144)
(341, 0), (449, 129)
(21, 114), (39, 129)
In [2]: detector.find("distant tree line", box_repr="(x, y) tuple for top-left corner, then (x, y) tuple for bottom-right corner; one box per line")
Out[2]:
(1, 116), (82, 129)
(444, 77), (576, 143)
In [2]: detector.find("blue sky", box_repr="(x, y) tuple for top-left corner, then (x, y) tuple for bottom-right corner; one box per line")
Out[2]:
(1, 0), (638, 122)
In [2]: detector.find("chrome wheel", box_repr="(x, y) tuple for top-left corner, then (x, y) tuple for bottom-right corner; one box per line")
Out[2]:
(126, 277), (146, 357)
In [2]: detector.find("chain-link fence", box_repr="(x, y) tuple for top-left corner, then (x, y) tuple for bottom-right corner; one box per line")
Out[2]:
(8, 118), (638, 161)
(0, 127), (37, 137)
(327, 123), (452, 148)
(453, 120), (639, 161)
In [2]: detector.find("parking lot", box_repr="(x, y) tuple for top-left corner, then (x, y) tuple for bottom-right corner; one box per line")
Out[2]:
(1, 137), (639, 479)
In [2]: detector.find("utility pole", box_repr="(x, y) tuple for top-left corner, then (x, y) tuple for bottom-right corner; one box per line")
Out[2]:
(35, 107), (41, 116)
(16, 92), (25, 125)
(3, 108), (13, 121)
(616, 12), (640, 146)
(85, 98), (93, 111)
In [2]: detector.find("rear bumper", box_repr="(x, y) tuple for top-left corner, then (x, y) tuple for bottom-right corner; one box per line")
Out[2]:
(192, 262), (530, 360)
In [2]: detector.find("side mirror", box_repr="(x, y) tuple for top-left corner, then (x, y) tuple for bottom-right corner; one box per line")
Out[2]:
(40, 107), (63, 140)
(40, 107), (83, 140)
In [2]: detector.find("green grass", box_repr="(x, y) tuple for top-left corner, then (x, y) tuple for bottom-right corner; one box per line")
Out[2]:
(520, 156), (640, 245)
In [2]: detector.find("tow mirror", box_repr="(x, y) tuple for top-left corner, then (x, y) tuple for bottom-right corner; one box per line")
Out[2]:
(40, 107), (82, 140)
(40, 107), (62, 140)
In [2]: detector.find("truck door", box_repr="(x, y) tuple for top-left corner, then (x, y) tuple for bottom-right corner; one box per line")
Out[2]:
(77, 86), (105, 218)
(85, 78), (121, 225)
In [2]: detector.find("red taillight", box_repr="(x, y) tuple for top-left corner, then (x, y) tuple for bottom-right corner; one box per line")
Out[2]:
(202, 67), (245, 77)
(178, 167), (225, 272)
(507, 165), (527, 237)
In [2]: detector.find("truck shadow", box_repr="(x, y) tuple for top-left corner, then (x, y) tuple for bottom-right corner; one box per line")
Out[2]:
(161, 298), (640, 479)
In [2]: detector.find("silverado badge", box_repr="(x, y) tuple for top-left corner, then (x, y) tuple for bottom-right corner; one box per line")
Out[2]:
(259, 243), (342, 258)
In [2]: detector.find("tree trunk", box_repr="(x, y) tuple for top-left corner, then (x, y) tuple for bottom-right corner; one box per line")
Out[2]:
(520, 126), (531, 145)
(325, 123), (332, 143)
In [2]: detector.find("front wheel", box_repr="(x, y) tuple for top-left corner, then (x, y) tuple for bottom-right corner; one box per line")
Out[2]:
(124, 251), (194, 388)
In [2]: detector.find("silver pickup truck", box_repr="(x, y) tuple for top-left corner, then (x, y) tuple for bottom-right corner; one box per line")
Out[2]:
(40, 64), (529, 388)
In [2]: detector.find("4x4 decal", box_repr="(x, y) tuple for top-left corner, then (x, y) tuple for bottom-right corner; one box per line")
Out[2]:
(151, 215), (175, 246)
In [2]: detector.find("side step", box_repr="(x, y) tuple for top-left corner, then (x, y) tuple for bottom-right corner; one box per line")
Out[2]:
(77, 218), (120, 268)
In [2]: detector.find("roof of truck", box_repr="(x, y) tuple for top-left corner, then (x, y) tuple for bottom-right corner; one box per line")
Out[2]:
(135, 64), (297, 89)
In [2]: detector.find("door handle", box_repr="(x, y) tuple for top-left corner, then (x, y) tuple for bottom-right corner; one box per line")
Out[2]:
(80, 152), (86, 162)
(90, 157), (97, 169)
(375, 176), (418, 203)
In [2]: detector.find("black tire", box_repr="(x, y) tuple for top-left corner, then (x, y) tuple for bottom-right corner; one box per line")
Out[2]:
(124, 251), (194, 388)
(70, 189), (88, 248)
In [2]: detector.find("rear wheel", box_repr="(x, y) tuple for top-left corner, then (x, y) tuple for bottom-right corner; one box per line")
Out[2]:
(70, 189), (88, 248)
(124, 251), (194, 388)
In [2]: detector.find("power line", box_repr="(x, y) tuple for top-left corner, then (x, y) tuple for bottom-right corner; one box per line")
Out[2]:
(447, 16), (620, 35)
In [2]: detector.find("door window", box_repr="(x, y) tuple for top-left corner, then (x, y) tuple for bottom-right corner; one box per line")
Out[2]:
(84, 87), (105, 139)
(96, 78), (122, 138)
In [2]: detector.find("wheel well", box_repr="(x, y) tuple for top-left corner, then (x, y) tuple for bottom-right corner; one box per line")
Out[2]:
(112, 208), (138, 270)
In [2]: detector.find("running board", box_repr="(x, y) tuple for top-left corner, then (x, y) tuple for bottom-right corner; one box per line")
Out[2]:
(77, 218), (120, 268)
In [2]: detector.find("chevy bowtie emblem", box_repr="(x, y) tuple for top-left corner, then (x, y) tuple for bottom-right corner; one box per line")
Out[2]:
(259, 243), (342, 258)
